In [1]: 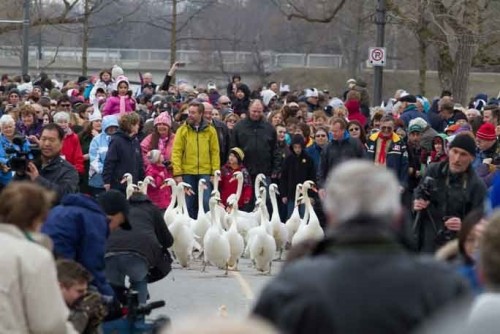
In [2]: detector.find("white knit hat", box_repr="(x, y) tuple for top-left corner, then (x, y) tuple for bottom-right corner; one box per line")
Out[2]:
(111, 65), (124, 79)
(89, 110), (102, 122)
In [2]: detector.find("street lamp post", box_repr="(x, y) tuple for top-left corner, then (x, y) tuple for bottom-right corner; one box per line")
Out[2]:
(22, 0), (31, 76)
(373, 0), (386, 107)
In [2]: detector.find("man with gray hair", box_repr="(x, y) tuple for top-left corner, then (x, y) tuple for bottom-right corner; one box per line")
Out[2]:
(253, 160), (468, 334)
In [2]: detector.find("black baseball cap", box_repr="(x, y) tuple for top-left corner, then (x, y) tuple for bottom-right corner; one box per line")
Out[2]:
(97, 190), (131, 230)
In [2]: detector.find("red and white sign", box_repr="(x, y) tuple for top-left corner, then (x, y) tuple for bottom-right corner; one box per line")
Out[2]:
(368, 47), (386, 66)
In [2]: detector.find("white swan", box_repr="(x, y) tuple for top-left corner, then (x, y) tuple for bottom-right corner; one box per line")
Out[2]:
(269, 183), (288, 259)
(249, 202), (276, 274)
(168, 182), (197, 267)
(292, 180), (324, 246)
(203, 196), (230, 274)
(285, 183), (303, 243)
(224, 194), (245, 270)
(138, 176), (155, 195)
(192, 179), (210, 250)
(232, 171), (261, 227)
(120, 173), (137, 199)
(162, 178), (178, 226)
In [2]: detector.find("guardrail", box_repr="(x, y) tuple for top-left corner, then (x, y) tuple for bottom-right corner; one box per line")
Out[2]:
(0, 46), (343, 70)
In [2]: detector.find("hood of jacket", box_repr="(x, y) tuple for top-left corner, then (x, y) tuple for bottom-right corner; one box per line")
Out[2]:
(60, 193), (104, 214)
(102, 115), (119, 132)
(128, 192), (152, 204)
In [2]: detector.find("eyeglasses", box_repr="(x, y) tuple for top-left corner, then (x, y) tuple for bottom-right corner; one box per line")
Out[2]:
(381, 126), (393, 131)
(315, 134), (327, 138)
(349, 127), (360, 132)
(60, 104), (71, 108)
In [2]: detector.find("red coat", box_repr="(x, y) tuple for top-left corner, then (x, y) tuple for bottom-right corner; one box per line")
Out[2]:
(61, 132), (84, 174)
(220, 164), (253, 208)
(345, 99), (367, 128)
(146, 163), (172, 209)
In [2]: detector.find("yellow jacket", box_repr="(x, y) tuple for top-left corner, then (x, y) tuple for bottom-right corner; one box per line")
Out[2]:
(171, 121), (220, 176)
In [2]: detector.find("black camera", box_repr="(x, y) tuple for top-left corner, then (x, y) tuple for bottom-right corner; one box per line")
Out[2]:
(5, 136), (41, 174)
(435, 228), (457, 247)
(415, 176), (437, 202)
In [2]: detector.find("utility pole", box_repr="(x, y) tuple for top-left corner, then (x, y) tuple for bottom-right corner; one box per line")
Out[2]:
(22, 0), (31, 76)
(373, 0), (386, 106)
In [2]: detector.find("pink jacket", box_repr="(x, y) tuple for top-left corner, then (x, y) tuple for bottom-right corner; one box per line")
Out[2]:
(140, 133), (175, 169)
(145, 163), (171, 209)
(102, 95), (136, 116)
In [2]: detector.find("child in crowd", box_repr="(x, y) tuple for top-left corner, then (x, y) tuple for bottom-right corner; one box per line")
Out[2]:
(280, 134), (315, 219)
(220, 147), (252, 209)
(428, 134), (448, 164)
(102, 75), (136, 116)
(146, 149), (171, 210)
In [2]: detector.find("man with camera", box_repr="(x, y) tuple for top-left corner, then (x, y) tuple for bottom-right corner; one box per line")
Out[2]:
(14, 123), (79, 201)
(413, 134), (486, 253)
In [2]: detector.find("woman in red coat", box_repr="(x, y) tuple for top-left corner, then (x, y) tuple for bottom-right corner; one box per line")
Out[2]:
(219, 147), (252, 209)
(53, 111), (84, 174)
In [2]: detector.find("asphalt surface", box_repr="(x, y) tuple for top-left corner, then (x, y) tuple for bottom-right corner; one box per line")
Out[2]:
(147, 256), (284, 322)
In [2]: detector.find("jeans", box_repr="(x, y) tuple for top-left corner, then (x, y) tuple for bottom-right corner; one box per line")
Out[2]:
(183, 174), (212, 219)
(105, 252), (149, 305)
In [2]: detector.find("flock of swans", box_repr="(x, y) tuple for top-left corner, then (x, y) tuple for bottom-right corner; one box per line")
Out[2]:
(121, 171), (324, 275)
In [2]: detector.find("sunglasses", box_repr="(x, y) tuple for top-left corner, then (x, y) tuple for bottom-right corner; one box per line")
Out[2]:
(349, 127), (360, 132)
(381, 126), (393, 131)
(60, 104), (71, 107)
(227, 119), (237, 123)
(221, 102), (231, 106)
(315, 134), (327, 138)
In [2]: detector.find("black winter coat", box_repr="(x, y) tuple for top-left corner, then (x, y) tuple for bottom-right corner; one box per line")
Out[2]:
(253, 222), (469, 334)
(102, 131), (144, 193)
(414, 161), (487, 253)
(231, 117), (279, 176)
(14, 155), (79, 202)
(106, 193), (173, 281)
(211, 119), (230, 165)
(318, 137), (366, 187)
(280, 151), (316, 201)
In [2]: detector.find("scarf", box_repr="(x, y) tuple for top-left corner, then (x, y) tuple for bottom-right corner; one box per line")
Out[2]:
(376, 132), (392, 165)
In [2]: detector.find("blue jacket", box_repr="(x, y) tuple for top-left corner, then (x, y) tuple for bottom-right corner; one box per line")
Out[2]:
(88, 115), (119, 188)
(399, 105), (429, 127)
(0, 134), (31, 185)
(42, 194), (114, 296)
(305, 142), (323, 173)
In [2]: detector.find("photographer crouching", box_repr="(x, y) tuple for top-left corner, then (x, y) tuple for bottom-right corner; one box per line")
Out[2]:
(413, 134), (486, 253)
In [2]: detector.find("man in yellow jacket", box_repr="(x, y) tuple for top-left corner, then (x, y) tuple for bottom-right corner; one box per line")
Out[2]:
(172, 101), (220, 218)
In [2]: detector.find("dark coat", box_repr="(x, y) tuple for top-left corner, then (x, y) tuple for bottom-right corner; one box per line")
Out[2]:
(253, 221), (469, 334)
(211, 119), (230, 165)
(102, 131), (144, 193)
(318, 133), (366, 187)
(14, 155), (79, 202)
(231, 117), (279, 176)
(280, 150), (316, 201)
(399, 104), (429, 127)
(42, 194), (114, 296)
(414, 161), (487, 253)
(106, 193), (173, 282)
(305, 142), (323, 174)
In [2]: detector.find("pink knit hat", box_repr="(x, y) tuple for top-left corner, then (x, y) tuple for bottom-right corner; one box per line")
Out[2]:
(154, 112), (172, 127)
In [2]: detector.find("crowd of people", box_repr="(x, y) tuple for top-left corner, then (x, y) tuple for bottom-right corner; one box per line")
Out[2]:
(2, 61), (500, 333)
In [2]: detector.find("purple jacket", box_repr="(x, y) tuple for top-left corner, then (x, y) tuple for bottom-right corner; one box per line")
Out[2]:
(16, 119), (43, 138)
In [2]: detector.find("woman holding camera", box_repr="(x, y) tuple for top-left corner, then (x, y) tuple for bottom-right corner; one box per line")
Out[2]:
(140, 112), (175, 209)
(0, 115), (32, 190)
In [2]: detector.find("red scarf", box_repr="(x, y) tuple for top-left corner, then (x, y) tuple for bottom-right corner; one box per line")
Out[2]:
(377, 132), (392, 165)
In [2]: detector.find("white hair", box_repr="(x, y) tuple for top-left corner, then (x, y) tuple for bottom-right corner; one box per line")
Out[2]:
(0, 114), (15, 127)
(53, 111), (70, 123)
(324, 160), (401, 225)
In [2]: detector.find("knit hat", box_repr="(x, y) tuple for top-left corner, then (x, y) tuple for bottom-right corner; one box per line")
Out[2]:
(114, 75), (129, 90)
(399, 94), (417, 103)
(148, 149), (162, 164)
(454, 112), (468, 123)
(230, 147), (245, 163)
(111, 65), (124, 79)
(445, 123), (460, 134)
(290, 134), (305, 149)
(476, 123), (497, 141)
(154, 112), (172, 127)
(304, 88), (319, 98)
(261, 89), (277, 107)
(449, 134), (476, 157)
(89, 110), (102, 122)
(409, 117), (428, 130)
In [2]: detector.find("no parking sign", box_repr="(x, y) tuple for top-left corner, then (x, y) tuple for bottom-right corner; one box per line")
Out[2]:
(368, 47), (386, 66)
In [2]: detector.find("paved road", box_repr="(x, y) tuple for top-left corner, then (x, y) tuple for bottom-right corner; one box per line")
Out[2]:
(148, 256), (284, 322)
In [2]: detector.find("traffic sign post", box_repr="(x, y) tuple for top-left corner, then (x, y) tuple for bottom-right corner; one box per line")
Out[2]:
(368, 47), (386, 67)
